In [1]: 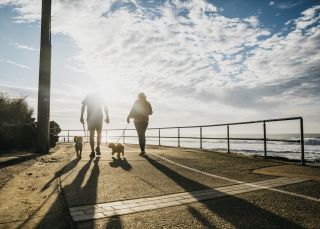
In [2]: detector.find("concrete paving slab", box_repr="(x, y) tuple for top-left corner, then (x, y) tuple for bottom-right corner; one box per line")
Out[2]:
(69, 176), (307, 222)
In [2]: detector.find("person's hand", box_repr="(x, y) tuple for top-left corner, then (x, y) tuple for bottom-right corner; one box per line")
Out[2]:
(127, 117), (130, 123)
(80, 117), (84, 124)
(105, 117), (110, 124)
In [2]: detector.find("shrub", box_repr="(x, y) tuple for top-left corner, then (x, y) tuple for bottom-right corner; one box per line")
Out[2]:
(0, 123), (36, 149)
(0, 91), (34, 124)
(0, 91), (35, 150)
(0, 91), (61, 150)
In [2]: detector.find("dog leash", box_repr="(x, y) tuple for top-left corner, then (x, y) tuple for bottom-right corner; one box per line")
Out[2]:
(115, 123), (130, 144)
(82, 123), (87, 142)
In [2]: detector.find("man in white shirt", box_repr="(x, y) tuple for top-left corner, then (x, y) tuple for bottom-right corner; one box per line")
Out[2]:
(80, 93), (109, 157)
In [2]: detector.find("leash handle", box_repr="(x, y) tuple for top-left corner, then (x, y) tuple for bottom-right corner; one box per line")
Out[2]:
(115, 123), (130, 144)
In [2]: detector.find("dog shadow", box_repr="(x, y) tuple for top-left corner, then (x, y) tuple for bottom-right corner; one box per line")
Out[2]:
(109, 157), (132, 171)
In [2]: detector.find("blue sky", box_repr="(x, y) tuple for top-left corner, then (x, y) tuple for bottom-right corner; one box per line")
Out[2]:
(0, 0), (319, 133)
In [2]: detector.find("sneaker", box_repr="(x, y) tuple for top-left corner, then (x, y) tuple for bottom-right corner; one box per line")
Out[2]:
(139, 151), (146, 156)
(90, 152), (95, 158)
(95, 147), (101, 155)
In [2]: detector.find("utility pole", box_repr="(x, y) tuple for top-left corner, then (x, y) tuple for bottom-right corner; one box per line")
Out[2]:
(37, 0), (52, 153)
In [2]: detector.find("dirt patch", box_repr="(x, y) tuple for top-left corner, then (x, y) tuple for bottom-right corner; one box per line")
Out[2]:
(0, 144), (76, 228)
(254, 164), (320, 181)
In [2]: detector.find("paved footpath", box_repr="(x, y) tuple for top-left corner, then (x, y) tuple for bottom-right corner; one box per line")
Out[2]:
(58, 144), (320, 228)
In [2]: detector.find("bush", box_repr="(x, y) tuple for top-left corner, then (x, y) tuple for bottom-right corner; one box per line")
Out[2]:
(0, 91), (61, 150)
(0, 91), (35, 150)
(0, 91), (34, 124)
(0, 123), (36, 149)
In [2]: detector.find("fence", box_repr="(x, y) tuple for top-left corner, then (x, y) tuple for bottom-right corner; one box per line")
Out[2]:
(59, 117), (305, 165)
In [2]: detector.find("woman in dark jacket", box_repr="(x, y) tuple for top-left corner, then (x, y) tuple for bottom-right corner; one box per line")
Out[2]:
(127, 92), (153, 156)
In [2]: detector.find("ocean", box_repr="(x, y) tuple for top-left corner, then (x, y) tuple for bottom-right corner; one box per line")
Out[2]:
(145, 134), (320, 163)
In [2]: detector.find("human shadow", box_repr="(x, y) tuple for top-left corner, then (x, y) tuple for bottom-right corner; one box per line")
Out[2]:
(188, 206), (218, 229)
(80, 157), (100, 229)
(109, 157), (132, 171)
(41, 157), (81, 191)
(81, 157), (100, 204)
(105, 215), (123, 229)
(34, 158), (94, 229)
(75, 157), (124, 228)
(144, 155), (304, 229)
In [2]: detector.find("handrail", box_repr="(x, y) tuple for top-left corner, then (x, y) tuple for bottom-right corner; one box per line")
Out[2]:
(145, 116), (302, 129)
(62, 116), (302, 131)
(59, 117), (305, 165)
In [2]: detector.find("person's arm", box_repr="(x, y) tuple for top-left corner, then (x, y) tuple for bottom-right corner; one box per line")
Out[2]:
(80, 104), (85, 124)
(148, 102), (153, 115)
(104, 104), (109, 123)
(127, 102), (136, 123)
(127, 107), (133, 123)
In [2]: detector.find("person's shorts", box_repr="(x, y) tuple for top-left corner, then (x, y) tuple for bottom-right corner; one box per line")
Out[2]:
(87, 118), (103, 131)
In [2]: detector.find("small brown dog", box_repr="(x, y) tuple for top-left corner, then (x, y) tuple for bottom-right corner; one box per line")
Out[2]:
(74, 136), (83, 158)
(108, 143), (124, 158)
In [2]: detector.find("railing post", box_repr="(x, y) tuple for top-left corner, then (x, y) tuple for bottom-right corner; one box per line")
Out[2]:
(158, 129), (161, 146)
(178, 128), (180, 147)
(106, 129), (108, 144)
(200, 127), (202, 149)
(263, 121), (267, 158)
(300, 118), (305, 165)
(67, 130), (70, 142)
(227, 125), (230, 153)
(123, 129), (125, 144)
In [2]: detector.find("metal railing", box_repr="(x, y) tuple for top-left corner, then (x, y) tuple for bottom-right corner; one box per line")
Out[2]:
(59, 117), (305, 165)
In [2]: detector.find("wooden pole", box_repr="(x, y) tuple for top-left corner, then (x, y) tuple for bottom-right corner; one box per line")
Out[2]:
(37, 0), (52, 153)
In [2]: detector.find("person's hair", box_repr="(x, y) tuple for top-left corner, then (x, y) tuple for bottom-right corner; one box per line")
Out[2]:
(138, 92), (146, 100)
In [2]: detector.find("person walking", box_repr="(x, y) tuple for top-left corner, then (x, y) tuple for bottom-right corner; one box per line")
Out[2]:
(80, 93), (109, 157)
(127, 92), (153, 156)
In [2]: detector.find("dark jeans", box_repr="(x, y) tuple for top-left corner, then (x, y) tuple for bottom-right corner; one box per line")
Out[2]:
(134, 121), (148, 152)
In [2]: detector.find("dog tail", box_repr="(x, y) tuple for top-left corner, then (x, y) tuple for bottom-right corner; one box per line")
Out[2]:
(74, 136), (77, 142)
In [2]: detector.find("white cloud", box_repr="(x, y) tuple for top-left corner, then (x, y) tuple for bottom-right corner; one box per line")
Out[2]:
(1, 0), (320, 131)
(0, 81), (37, 92)
(270, 1), (303, 9)
(241, 5), (320, 87)
(10, 42), (39, 51)
(0, 58), (31, 70)
(294, 5), (320, 30)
